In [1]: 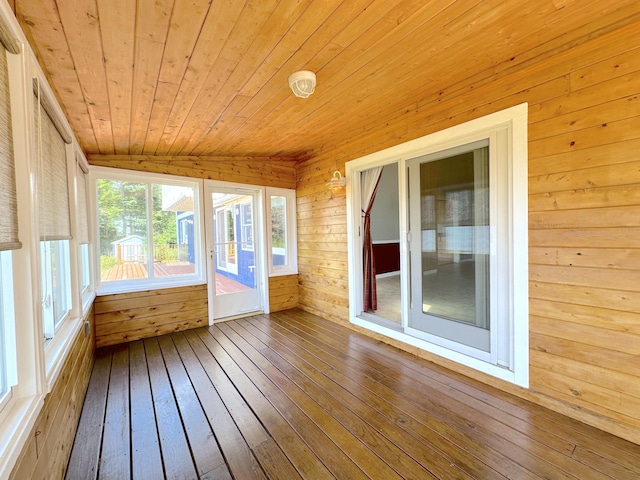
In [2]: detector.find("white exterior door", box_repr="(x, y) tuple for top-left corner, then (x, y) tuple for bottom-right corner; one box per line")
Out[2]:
(205, 183), (263, 320)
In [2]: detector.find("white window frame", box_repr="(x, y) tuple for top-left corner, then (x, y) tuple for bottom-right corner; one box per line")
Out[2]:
(265, 187), (298, 276)
(240, 201), (254, 252)
(91, 167), (206, 295)
(346, 104), (529, 387)
(40, 239), (72, 340)
(80, 244), (91, 296)
(0, 251), (17, 408)
(73, 146), (95, 313)
(1, 39), (48, 479)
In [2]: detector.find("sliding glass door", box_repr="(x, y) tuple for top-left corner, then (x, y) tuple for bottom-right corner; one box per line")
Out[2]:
(347, 104), (529, 384)
(407, 140), (493, 357)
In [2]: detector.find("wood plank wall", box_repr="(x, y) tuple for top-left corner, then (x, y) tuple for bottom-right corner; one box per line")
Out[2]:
(95, 285), (208, 348)
(87, 155), (297, 190)
(269, 275), (298, 312)
(96, 279), (299, 347)
(9, 307), (95, 480)
(296, 19), (640, 444)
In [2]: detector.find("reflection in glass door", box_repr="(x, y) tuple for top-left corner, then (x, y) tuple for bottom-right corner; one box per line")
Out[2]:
(208, 186), (262, 320)
(407, 139), (494, 357)
(215, 206), (237, 275)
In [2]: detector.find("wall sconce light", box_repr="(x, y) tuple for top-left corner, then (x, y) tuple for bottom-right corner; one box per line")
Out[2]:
(326, 170), (345, 192)
(288, 70), (316, 98)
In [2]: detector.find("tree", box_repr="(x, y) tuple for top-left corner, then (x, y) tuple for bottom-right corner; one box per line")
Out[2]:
(97, 180), (178, 258)
(97, 179), (147, 255)
(271, 196), (286, 248)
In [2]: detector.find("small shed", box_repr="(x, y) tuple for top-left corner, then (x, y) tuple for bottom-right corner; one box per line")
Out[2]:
(111, 235), (146, 263)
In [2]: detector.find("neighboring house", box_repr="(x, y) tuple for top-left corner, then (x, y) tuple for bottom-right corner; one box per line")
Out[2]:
(161, 186), (195, 264)
(272, 246), (286, 267)
(213, 196), (256, 289)
(162, 186), (256, 287)
(176, 212), (195, 264)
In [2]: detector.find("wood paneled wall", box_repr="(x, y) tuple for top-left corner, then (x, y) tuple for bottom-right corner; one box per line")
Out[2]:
(95, 278), (302, 347)
(269, 275), (298, 312)
(95, 277), (301, 347)
(296, 20), (640, 443)
(95, 285), (208, 348)
(87, 155), (297, 190)
(10, 308), (95, 480)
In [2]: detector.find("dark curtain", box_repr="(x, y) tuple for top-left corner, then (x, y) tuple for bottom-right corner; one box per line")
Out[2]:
(363, 172), (382, 312)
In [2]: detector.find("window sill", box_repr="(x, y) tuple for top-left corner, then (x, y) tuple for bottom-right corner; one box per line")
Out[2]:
(81, 291), (96, 316)
(45, 314), (83, 391)
(268, 268), (298, 277)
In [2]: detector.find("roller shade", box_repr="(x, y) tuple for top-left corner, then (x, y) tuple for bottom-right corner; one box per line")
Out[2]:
(32, 79), (72, 144)
(0, 46), (20, 251)
(0, 15), (20, 55)
(35, 84), (71, 241)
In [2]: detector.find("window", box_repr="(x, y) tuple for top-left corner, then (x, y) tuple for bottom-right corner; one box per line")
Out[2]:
(40, 240), (71, 339)
(266, 187), (297, 276)
(94, 169), (203, 292)
(0, 251), (16, 408)
(98, 179), (148, 276)
(240, 202), (253, 251)
(80, 244), (90, 292)
(0, 43), (19, 408)
(0, 21), (50, 474)
(34, 82), (73, 342)
(270, 196), (286, 265)
(75, 159), (91, 299)
(346, 104), (528, 386)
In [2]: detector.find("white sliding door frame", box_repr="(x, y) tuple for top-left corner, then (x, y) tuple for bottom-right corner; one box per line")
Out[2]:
(346, 104), (529, 387)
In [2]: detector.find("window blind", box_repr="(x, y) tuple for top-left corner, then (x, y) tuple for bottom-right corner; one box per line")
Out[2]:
(33, 79), (72, 144)
(0, 42), (20, 251)
(76, 159), (89, 244)
(35, 83), (72, 241)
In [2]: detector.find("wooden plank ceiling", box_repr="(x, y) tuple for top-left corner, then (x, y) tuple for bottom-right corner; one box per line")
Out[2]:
(13, 0), (639, 161)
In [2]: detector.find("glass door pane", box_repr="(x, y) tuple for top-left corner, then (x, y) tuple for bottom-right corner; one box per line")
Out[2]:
(214, 207), (234, 275)
(408, 140), (492, 354)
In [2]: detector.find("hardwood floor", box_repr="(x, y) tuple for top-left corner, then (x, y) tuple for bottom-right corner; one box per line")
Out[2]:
(66, 309), (640, 479)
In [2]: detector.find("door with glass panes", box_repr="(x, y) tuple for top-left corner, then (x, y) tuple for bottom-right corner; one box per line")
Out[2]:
(207, 185), (262, 319)
(407, 139), (495, 359)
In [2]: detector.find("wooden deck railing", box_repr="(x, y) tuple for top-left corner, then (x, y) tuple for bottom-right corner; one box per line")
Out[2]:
(114, 243), (189, 264)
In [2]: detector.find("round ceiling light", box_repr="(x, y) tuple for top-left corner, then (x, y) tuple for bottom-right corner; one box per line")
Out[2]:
(288, 70), (316, 98)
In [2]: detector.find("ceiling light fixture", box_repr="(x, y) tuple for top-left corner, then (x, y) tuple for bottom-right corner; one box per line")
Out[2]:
(326, 170), (345, 192)
(288, 70), (316, 98)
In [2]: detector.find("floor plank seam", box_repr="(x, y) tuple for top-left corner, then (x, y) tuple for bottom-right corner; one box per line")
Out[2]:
(65, 310), (640, 479)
